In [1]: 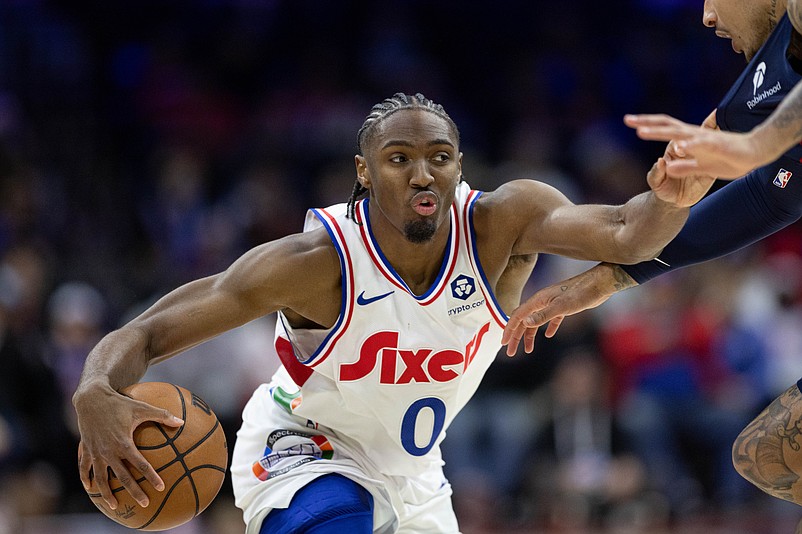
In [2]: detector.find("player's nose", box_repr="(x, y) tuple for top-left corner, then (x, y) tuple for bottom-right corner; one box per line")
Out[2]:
(409, 161), (435, 188)
(702, 1), (716, 28)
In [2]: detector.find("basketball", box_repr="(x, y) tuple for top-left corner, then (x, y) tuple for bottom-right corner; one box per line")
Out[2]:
(84, 382), (228, 531)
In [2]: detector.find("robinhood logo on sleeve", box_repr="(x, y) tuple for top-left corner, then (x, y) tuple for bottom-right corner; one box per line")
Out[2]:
(753, 62), (766, 95)
(747, 62), (781, 109)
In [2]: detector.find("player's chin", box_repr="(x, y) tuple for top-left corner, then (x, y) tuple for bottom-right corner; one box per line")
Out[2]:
(404, 219), (437, 243)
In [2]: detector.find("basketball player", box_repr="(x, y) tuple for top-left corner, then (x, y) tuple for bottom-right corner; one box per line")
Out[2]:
(72, 92), (710, 534)
(502, 0), (802, 509)
(624, 0), (802, 181)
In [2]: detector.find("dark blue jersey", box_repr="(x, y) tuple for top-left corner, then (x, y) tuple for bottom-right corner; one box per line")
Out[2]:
(717, 14), (802, 163)
(623, 14), (802, 284)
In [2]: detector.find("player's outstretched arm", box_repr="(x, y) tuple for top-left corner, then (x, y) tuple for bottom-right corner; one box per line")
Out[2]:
(732, 381), (802, 505)
(495, 151), (712, 270)
(73, 230), (338, 511)
(501, 263), (636, 356)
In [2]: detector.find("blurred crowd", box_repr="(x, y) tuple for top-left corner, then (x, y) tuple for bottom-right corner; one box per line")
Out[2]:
(2, 1), (802, 532)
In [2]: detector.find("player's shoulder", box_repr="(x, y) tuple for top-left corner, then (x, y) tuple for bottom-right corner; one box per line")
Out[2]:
(236, 226), (340, 285)
(474, 179), (571, 221)
(468, 179), (573, 257)
(272, 226), (340, 271)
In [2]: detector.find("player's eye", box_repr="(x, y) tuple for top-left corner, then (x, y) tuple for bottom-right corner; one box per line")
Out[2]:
(390, 154), (408, 163)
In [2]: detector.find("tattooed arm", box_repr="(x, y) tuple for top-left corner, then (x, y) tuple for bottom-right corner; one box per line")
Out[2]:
(733, 382), (802, 504)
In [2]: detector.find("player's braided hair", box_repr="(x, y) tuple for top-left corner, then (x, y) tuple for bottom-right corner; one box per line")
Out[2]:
(346, 92), (460, 222)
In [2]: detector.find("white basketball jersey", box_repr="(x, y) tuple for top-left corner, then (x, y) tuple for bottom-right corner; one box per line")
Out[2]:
(271, 181), (507, 477)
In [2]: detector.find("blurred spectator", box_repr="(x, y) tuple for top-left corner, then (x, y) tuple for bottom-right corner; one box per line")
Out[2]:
(734, 251), (802, 401)
(442, 257), (602, 531)
(139, 147), (216, 284)
(0, 255), (75, 521)
(0, 1), (798, 531)
(601, 263), (762, 516)
(518, 348), (662, 531)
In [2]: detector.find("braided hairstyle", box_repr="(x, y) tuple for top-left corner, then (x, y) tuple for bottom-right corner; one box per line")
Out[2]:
(346, 92), (460, 222)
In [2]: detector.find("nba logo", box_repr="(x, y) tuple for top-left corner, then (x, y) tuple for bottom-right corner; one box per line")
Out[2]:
(773, 168), (793, 188)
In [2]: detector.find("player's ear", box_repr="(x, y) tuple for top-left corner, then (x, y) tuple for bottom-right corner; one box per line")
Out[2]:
(355, 155), (371, 188)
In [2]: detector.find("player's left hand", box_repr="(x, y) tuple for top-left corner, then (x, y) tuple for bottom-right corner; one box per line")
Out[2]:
(502, 263), (627, 356)
(646, 153), (716, 208)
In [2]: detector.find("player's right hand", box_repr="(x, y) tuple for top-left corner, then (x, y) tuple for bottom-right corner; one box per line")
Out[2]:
(74, 383), (183, 510)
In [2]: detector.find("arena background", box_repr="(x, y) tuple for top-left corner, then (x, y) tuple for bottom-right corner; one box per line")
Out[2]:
(2, 1), (802, 532)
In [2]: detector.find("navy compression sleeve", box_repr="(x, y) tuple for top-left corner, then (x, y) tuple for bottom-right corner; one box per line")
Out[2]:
(621, 159), (802, 284)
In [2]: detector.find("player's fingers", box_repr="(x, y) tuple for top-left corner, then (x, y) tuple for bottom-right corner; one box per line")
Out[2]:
(503, 301), (547, 345)
(544, 316), (565, 338)
(500, 316), (520, 346)
(501, 314), (526, 356)
(133, 403), (184, 428)
(701, 109), (718, 130)
(623, 113), (677, 127)
(503, 325), (525, 357)
(155, 408), (184, 428)
(664, 140), (688, 162)
(523, 327), (537, 354)
(108, 457), (150, 508)
(126, 447), (165, 492)
(647, 157), (667, 189)
(78, 443), (93, 491)
(91, 461), (119, 510)
(664, 158), (701, 177)
(636, 126), (691, 142)
(624, 114), (700, 140)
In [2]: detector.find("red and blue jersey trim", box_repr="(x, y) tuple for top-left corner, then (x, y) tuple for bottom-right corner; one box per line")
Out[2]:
(355, 199), (459, 305)
(463, 190), (507, 329)
(277, 208), (355, 370)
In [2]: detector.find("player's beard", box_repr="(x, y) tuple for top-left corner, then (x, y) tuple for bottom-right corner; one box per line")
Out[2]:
(404, 219), (437, 243)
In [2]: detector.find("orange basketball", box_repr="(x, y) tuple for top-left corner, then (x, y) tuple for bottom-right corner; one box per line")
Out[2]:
(84, 382), (228, 531)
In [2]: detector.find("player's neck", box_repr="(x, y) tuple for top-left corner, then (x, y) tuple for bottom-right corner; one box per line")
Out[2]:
(374, 224), (451, 295)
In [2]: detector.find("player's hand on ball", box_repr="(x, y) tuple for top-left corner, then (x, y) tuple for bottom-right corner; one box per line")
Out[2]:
(81, 382), (227, 531)
(74, 383), (183, 511)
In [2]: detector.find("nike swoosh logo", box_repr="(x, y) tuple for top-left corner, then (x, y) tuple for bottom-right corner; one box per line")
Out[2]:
(356, 290), (395, 306)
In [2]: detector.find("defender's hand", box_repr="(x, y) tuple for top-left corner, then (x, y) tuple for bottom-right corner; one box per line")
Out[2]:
(502, 264), (633, 356)
(74, 384), (183, 510)
(625, 112), (765, 179)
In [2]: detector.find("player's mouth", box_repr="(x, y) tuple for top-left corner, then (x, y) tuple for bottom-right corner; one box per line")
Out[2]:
(411, 191), (438, 216)
(714, 29), (740, 51)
